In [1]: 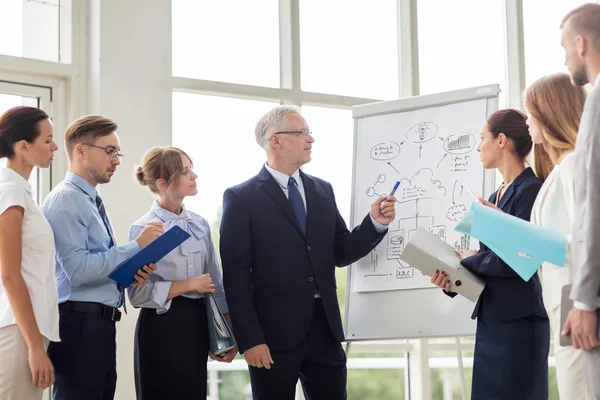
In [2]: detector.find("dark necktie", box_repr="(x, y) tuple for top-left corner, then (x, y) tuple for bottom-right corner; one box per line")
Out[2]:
(96, 195), (126, 311)
(288, 177), (306, 235)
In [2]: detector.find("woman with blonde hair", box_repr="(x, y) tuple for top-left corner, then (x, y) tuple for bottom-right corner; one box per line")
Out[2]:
(129, 146), (237, 399)
(526, 72), (590, 399)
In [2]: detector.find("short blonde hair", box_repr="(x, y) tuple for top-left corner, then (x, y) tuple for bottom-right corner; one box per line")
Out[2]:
(561, 3), (600, 52)
(135, 146), (193, 196)
(524, 73), (586, 181)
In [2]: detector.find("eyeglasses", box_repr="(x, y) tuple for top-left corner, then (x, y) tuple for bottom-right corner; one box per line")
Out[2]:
(83, 143), (124, 161)
(274, 129), (313, 138)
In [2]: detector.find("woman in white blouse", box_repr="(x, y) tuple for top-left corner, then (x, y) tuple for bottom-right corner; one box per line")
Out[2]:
(526, 73), (590, 399)
(129, 146), (237, 400)
(0, 106), (59, 399)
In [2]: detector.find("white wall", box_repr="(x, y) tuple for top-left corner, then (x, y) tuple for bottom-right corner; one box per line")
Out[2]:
(87, 1), (172, 398)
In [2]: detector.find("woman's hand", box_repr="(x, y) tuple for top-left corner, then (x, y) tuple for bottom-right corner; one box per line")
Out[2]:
(209, 344), (239, 363)
(478, 197), (502, 212)
(187, 273), (216, 294)
(28, 344), (54, 389)
(455, 249), (477, 260)
(431, 270), (452, 291)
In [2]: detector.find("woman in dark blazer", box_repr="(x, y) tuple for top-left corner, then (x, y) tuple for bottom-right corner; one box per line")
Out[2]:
(432, 109), (549, 400)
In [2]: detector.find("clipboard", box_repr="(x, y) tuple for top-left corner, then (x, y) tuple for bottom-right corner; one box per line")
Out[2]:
(399, 227), (486, 303)
(109, 225), (191, 287)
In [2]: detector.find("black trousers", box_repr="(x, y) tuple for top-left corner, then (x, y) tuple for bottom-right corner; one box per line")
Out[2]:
(134, 296), (210, 400)
(48, 309), (117, 400)
(249, 299), (347, 400)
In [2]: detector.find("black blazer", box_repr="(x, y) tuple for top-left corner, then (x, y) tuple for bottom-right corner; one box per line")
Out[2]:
(219, 166), (387, 352)
(449, 167), (548, 322)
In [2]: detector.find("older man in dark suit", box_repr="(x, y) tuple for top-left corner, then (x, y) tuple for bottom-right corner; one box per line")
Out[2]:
(220, 105), (395, 399)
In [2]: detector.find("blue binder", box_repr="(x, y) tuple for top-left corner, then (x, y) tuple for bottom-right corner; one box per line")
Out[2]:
(109, 225), (191, 287)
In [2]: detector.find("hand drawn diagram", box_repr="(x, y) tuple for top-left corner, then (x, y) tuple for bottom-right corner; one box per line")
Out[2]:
(352, 99), (486, 293)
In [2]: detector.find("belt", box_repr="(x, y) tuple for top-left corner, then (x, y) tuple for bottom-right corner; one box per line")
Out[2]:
(59, 301), (122, 322)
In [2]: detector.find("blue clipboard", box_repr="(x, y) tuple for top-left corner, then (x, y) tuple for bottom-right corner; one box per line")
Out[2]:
(109, 225), (191, 287)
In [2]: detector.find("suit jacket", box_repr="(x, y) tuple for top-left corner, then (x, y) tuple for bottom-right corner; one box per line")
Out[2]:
(450, 167), (547, 322)
(530, 152), (576, 314)
(571, 84), (600, 308)
(219, 166), (387, 352)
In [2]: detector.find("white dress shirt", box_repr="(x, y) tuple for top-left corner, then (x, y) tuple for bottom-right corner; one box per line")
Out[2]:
(264, 163), (388, 232)
(0, 168), (60, 342)
(531, 152), (575, 312)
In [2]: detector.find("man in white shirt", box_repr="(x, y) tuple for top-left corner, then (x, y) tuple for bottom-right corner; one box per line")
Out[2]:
(560, 3), (600, 397)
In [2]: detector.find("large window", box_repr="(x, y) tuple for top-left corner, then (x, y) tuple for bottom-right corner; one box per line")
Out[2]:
(0, 0), (71, 63)
(301, 106), (353, 223)
(417, 0), (505, 98)
(523, 0), (593, 85)
(172, 93), (275, 226)
(299, 0), (399, 100)
(172, 0), (280, 87)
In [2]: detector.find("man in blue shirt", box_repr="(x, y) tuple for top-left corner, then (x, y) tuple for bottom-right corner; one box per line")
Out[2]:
(42, 115), (163, 400)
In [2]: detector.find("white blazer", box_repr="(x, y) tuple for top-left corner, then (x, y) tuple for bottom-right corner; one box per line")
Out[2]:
(530, 151), (575, 313)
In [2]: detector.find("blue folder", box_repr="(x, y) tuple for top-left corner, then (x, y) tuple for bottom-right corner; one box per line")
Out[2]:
(109, 225), (191, 287)
(454, 202), (567, 281)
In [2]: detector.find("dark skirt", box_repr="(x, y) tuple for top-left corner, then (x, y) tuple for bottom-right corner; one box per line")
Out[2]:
(134, 296), (209, 400)
(471, 314), (550, 400)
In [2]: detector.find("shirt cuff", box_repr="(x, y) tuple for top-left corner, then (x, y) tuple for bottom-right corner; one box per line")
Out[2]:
(370, 215), (388, 234)
(574, 301), (597, 311)
(122, 240), (141, 255)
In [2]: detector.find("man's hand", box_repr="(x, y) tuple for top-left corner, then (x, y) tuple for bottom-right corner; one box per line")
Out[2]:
(244, 344), (274, 369)
(135, 222), (164, 249)
(209, 344), (239, 363)
(370, 196), (396, 226)
(130, 263), (157, 287)
(562, 308), (600, 350)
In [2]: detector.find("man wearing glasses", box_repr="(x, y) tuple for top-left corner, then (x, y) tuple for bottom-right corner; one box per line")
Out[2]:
(42, 115), (163, 400)
(220, 106), (396, 399)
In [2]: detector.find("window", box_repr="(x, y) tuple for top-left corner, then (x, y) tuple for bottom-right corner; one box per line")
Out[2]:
(417, 0), (505, 98)
(299, 0), (399, 100)
(172, 93), (276, 226)
(301, 106), (353, 223)
(172, 0), (280, 87)
(523, 0), (593, 85)
(0, 0), (71, 63)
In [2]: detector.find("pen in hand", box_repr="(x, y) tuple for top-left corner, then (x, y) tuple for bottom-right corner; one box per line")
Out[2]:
(389, 181), (400, 197)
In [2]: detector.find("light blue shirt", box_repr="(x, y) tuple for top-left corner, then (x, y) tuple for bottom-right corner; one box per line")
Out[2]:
(127, 201), (228, 315)
(264, 163), (388, 233)
(42, 172), (140, 308)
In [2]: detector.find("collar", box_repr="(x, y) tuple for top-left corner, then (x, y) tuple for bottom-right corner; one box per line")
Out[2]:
(65, 171), (98, 200)
(264, 163), (301, 188)
(150, 200), (192, 222)
(0, 167), (34, 195)
(150, 200), (207, 255)
(594, 73), (600, 87)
